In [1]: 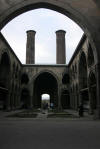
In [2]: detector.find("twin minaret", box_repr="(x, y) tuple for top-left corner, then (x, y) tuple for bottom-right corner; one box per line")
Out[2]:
(26, 30), (66, 64)
(56, 30), (66, 64)
(26, 30), (36, 64)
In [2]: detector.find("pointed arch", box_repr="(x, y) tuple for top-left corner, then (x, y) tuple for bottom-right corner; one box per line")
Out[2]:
(79, 51), (88, 89)
(33, 71), (58, 108)
(88, 44), (95, 67)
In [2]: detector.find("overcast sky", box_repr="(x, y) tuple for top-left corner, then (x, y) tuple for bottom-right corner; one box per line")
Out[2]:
(1, 8), (83, 64)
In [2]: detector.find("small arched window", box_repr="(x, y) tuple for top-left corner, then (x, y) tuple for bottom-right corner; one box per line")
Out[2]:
(62, 73), (70, 84)
(21, 73), (29, 84)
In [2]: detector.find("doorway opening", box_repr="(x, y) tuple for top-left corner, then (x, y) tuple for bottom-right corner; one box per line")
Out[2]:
(41, 94), (50, 110)
(33, 72), (58, 109)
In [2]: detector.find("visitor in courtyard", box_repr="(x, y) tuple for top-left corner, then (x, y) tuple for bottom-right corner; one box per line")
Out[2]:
(50, 102), (54, 110)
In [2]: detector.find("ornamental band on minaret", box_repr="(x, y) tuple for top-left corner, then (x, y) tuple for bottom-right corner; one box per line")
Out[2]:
(56, 30), (66, 64)
(26, 30), (36, 64)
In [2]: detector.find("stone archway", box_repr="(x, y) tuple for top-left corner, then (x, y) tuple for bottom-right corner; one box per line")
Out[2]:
(79, 52), (88, 90)
(0, 52), (11, 110)
(88, 44), (95, 67)
(0, 52), (11, 88)
(0, 1), (99, 62)
(33, 72), (58, 109)
(79, 52), (89, 111)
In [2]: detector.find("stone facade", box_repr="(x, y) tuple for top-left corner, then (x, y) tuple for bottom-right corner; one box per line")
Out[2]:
(0, 32), (70, 110)
(69, 35), (96, 115)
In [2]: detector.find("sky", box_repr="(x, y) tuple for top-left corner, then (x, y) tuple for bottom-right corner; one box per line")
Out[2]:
(1, 8), (83, 64)
(42, 94), (50, 100)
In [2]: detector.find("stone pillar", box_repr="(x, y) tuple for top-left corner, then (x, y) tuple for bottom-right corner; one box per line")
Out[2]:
(58, 86), (62, 110)
(26, 30), (36, 64)
(29, 83), (34, 108)
(56, 30), (66, 64)
(88, 87), (94, 114)
(29, 96), (33, 109)
(79, 91), (82, 105)
(94, 64), (100, 118)
(6, 92), (11, 111)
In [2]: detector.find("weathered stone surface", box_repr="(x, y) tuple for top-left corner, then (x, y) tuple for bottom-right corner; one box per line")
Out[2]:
(0, 0), (100, 118)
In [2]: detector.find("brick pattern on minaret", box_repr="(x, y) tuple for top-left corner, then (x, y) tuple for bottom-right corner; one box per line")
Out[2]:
(26, 30), (36, 64)
(56, 30), (66, 64)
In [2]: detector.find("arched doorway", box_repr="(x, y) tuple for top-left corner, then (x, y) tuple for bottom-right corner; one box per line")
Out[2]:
(0, 52), (11, 110)
(79, 52), (89, 111)
(88, 72), (97, 114)
(33, 72), (58, 109)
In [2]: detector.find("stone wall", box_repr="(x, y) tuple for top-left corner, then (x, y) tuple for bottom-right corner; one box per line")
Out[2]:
(0, 33), (22, 109)
(69, 35), (96, 114)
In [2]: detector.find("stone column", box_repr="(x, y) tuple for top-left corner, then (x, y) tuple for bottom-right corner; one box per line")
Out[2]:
(56, 30), (66, 64)
(88, 87), (94, 114)
(29, 83), (34, 108)
(58, 85), (62, 110)
(79, 91), (82, 105)
(6, 91), (11, 111)
(26, 30), (36, 64)
(29, 96), (33, 109)
(95, 64), (100, 118)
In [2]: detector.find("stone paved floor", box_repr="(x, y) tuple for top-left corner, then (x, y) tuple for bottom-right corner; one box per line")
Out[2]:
(0, 111), (100, 149)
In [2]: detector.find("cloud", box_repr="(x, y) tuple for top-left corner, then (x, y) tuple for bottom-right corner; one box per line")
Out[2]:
(35, 43), (56, 64)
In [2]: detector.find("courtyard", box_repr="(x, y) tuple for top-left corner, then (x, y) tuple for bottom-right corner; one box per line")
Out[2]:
(0, 110), (100, 149)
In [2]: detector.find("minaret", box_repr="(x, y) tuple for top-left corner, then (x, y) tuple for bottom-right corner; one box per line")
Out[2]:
(56, 30), (66, 64)
(26, 30), (36, 64)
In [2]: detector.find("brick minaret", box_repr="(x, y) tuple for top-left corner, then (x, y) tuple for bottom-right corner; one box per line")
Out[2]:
(56, 30), (66, 64)
(26, 30), (36, 64)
